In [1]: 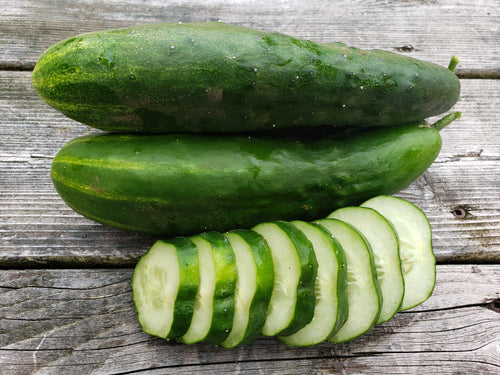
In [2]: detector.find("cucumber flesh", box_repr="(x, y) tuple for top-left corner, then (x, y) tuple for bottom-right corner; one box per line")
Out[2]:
(361, 195), (436, 310)
(279, 221), (348, 346)
(132, 238), (199, 339)
(316, 219), (382, 343)
(328, 207), (404, 324)
(252, 221), (317, 337)
(220, 230), (274, 348)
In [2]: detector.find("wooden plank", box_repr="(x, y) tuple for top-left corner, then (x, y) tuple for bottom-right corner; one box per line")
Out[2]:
(0, 265), (499, 374)
(0, 0), (498, 73)
(1, 71), (499, 265)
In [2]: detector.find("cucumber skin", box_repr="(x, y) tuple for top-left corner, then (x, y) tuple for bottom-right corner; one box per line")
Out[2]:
(51, 122), (442, 236)
(32, 22), (460, 133)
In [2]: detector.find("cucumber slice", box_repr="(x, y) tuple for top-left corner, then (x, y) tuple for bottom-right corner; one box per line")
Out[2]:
(179, 231), (237, 344)
(328, 207), (404, 324)
(361, 195), (436, 310)
(132, 237), (199, 339)
(279, 221), (348, 346)
(220, 229), (274, 348)
(316, 219), (382, 343)
(252, 221), (317, 337)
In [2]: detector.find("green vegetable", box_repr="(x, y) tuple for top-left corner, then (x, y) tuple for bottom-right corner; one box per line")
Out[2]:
(51, 115), (459, 236)
(132, 237), (199, 339)
(361, 195), (436, 310)
(328, 206), (404, 324)
(316, 219), (382, 343)
(252, 221), (318, 336)
(220, 230), (274, 348)
(278, 221), (348, 346)
(132, 195), (436, 347)
(178, 231), (237, 345)
(32, 22), (460, 133)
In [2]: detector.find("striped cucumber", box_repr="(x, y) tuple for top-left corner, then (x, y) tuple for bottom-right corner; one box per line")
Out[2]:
(32, 22), (460, 133)
(50, 114), (459, 237)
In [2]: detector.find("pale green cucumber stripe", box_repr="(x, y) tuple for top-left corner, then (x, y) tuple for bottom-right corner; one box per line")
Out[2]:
(53, 154), (245, 175)
(53, 155), (188, 172)
(51, 168), (172, 205)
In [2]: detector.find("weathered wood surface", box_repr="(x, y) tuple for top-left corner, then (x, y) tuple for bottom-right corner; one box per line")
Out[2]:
(1, 265), (499, 374)
(1, 0), (499, 374)
(1, 0), (499, 75)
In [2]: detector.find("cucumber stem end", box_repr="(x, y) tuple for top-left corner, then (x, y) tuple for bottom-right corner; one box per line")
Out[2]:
(448, 56), (460, 72)
(433, 111), (462, 131)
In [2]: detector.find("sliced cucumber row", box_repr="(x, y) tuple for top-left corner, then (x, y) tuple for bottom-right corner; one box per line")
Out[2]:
(132, 195), (436, 347)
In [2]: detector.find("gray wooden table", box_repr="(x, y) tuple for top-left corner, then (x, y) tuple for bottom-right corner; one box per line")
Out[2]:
(1, 1), (499, 374)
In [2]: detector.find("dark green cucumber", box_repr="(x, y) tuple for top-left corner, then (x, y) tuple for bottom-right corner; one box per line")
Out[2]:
(51, 115), (459, 236)
(220, 229), (274, 348)
(132, 237), (199, 339)
(32, 22), (460, 133)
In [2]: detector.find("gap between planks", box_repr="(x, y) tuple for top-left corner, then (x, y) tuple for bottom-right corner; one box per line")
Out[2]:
(1, 64), (499, 79)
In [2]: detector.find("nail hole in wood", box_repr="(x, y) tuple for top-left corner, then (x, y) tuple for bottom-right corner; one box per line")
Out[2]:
(488, 299), (500, 313)
(452, 206), (467, 219)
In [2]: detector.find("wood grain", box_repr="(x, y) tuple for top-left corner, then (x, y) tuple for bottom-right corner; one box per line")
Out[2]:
(0, 265), (498, 374)
(1, 0), (499, 73)
(0, 1), (499, 373)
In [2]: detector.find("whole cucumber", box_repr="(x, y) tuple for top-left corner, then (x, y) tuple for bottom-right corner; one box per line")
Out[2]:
(33, 22), (460, 133)
(50, 113), (460, 236)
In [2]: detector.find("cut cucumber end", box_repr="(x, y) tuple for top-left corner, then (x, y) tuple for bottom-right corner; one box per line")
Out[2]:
(328, 206), (404, 324)
(361, 195), (436, 311)
(132, 240), (181, 339)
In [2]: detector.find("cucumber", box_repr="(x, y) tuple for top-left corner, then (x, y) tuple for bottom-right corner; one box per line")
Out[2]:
(132, 237), (199, 339)
(179, 231), (237, 344)
(328, 207), (404, 324)
(252, 221), (317, 337)
(220, 230), (274, 348)
(50, 116), (456, 237)
(279, 221), (348, 346)
(361, 195), (436, 310)
(32, 22), (460, 133)
(316, 219), (382, 343)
